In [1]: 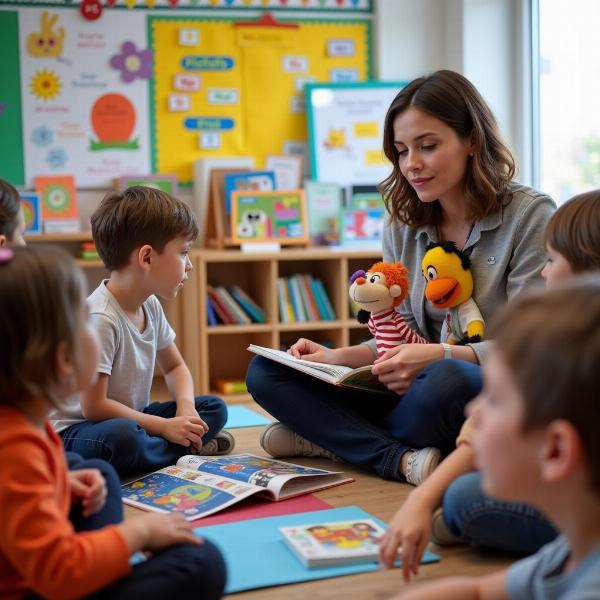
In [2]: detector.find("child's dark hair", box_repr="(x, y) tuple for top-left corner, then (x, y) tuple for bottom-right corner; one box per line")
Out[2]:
(490, 278), (600, 494)
(0, 178), (21, 239)
(91, 186), (199, 271)
(380, 70), (516, 227)
(0, 245), (86, 409)
(544, 190), (600, 273)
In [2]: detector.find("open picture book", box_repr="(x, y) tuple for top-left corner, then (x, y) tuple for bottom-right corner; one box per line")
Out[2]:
(279, 518), (386, 568)
(247, 344), (394, 395)
(121, 453), (353, 521)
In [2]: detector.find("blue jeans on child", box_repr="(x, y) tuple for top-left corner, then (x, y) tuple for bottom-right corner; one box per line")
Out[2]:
(59, 453), (227, 600)
(443, 471), (558, 554)
(60, 396), (227, 475)
(246, 356), (482, 481)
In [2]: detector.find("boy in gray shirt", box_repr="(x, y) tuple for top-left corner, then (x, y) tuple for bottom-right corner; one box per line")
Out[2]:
(54, 186), (232, 475)
(392, 280), (600, 599)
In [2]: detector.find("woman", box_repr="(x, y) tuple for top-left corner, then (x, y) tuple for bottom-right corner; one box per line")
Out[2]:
(246, 70), (555, 485)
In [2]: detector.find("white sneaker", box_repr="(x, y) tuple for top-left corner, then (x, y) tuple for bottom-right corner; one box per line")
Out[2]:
(430, 507), (462, 546)
(259, 423), (339, 460)
(404, 447), (441, 486)
(200, 430), (235, 456)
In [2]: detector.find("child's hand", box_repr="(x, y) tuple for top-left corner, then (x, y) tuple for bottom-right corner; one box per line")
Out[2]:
(121, 513), (202, 553)
(288, 338), (336, 363)
(161, 415), (208, 449)
(379, 495), (433, 581)
(68, 469), (107, 517)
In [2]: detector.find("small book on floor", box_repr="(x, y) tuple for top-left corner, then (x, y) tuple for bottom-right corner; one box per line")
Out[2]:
(121, 453), (353, 521)
(279, 518), (386, 568)
(247, 344), (394, 396)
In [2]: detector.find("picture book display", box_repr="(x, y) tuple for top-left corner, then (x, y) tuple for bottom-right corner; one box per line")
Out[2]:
(223, 171), (276, 215)
(280, 518), (386, 568)
(247, 345), (394, 396)
(121, 453), (353, 521)
(20, 192), (42, 235)
(34, 175), (79, 233)
(230, 190), (309, 246)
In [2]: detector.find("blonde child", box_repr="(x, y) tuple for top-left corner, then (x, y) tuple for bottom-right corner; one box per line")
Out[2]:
(380, 190), (600, 578)
(53, 186), (233, 475)
(0, 178), (26, 246)
(0, 245), (226, 599)
(392, 279), (600, 599)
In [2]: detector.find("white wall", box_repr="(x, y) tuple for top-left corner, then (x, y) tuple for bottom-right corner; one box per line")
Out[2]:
(374, 0), (533, 185)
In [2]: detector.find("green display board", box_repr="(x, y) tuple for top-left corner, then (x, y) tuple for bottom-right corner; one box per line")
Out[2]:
(0, 11), (24, 186)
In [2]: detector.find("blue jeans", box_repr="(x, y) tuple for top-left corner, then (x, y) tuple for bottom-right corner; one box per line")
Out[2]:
(246, 356), (482, 481)
(443, 471), (558, 554)
(60, 396), (228, 475)
(47, 454), (226, 600)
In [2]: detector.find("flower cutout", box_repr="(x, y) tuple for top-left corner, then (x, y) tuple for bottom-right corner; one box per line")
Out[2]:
(110, 41), (153, 83)
(46, 147), (67, 169)
(32, 125), (54, 147)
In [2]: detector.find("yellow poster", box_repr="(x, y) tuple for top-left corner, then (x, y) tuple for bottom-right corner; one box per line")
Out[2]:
(150, 16), (370, 183)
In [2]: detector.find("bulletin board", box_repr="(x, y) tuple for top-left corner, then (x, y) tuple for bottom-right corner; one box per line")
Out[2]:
(306, 81), (407, 187)
(150, 16), (371, 184)
(0, 3), (372, 188)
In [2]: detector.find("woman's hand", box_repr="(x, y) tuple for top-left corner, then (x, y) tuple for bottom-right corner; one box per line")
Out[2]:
(287, 338), (337, 364)
(379, 494), (435, 581)
(372, 344), (444, 394)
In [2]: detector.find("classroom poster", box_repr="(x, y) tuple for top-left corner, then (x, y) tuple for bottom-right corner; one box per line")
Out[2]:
(306, 82), (406, 186)
(150, 16), (370, 183)
(19, 8), (150, 187)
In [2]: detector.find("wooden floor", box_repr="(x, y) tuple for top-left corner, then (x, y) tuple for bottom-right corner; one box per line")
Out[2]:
(125, 401), (512, 599)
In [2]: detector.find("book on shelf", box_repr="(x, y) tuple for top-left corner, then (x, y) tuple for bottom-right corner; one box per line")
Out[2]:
(277, 277), (294, 323)
(247, 344), (393, 396)
(313, 278), (336, 320)
(287, 276), (306, 322)
(121, 453), (353, 521)
(213, 378), (247, 394)
(228, 285), (266, 323)
(206, 295), (219, 326)
(279, 518), (387, 568)
(207, 286), (236, 324)
(215, 286), (252, 325)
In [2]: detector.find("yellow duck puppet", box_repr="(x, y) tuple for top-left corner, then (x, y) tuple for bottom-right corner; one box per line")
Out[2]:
(421, 241), (484, 344)
(349, 262), (426, 357)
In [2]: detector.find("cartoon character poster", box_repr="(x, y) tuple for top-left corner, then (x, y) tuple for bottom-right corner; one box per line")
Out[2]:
(19, 8), (150, 187)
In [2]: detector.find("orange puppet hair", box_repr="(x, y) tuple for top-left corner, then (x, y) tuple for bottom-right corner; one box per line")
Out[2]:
(368, 261), (409, 307)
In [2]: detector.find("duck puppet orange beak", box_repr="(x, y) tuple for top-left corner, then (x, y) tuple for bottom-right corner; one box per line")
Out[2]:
(425, 277), (461, 309)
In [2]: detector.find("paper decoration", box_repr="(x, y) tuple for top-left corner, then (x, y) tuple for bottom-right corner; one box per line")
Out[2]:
(115, 174), (178, 194)
(80, 0), (103, 21)
(35, 175), (79, 233)
(266, 155), (302, 190)
(110, 41), (153, 83)
(304, 180), (342, 243)
(20, 192), (42, 235)
(168, 94), (191, 112)
(179, 28), (200, 46)
(174, 74), (201, 91)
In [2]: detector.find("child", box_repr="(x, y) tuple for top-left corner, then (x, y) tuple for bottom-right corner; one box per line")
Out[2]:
(379, 190), (600, 576)
(391, 278), (600, 599)
(53, 186), (232, 475)
(0, 245), (226, 600)
(0, 178), (26, 246)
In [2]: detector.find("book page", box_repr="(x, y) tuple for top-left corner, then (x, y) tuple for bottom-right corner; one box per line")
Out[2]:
(248, 344), (355, 381)
(121, 466), (261, 521)
(176, 453), (343, 500)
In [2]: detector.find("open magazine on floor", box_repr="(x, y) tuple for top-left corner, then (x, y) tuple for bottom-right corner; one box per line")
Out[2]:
(247, 344), (394, 395)
(121, 453), (354, 521)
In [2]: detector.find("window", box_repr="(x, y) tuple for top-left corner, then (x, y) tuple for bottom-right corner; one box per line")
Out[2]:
(537, 0), (600, 203)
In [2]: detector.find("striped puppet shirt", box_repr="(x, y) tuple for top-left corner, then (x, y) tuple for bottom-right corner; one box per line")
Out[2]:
(368, 308), (427, 356)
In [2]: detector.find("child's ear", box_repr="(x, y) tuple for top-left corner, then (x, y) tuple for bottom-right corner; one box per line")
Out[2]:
(138, 244), (154, 270)
(539, 419), (582, 484)
(0, 234), (6, 247)
(55, 340), (75, 378)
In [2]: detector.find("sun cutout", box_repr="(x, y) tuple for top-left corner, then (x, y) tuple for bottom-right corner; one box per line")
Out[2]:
(30, 69), (62, 101)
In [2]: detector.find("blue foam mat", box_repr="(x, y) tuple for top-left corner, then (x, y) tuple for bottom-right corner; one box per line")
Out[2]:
(196, 505), (440, 594)
(224, 405), (273, 429)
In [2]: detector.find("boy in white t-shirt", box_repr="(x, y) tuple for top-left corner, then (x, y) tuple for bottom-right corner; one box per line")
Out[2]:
(54, 186), (232, 475)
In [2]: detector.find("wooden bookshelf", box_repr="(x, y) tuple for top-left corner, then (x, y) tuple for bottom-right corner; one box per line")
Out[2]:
(184, 247), (382, 401)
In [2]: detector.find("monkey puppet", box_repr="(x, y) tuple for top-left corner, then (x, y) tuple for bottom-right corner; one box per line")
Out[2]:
(421, 241), (484, 345)
(349, 262), (426, 357)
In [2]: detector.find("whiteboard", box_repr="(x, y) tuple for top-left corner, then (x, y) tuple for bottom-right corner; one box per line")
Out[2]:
(305, 81), (406, 187)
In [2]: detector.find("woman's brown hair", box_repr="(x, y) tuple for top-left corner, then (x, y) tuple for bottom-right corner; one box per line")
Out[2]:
(380, 70), (516, 227)
(0, 245), (86, 409)
(544, 190), (600, 273)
